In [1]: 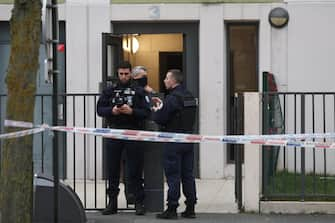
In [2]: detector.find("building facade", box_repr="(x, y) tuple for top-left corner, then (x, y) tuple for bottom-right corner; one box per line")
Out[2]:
(1, 0), (335, 181)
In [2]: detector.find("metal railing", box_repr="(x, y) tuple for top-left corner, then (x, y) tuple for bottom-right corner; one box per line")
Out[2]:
(0, 93), (165, 211)
(233, 93), (244, 211)
(5, 91), (335, 211)
(0, 93), (110, 210)
(262, 92), (335, 201)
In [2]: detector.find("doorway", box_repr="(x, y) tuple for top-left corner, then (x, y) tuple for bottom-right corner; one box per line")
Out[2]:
(159, 52), (183, 93)
(121, 33), (184, 94)
(111, 22), (200, 176)
(226, 22), (259, 163)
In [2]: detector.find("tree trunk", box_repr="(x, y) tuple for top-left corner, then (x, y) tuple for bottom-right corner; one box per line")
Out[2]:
(0, 1), (42, 222)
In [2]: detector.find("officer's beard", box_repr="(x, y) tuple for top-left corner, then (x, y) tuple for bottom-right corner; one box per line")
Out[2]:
(119, 79), (131, 88)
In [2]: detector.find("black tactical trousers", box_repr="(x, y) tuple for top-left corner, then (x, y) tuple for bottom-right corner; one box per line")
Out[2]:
(105, 138), (145, 203)
(163, 143), (197, 207)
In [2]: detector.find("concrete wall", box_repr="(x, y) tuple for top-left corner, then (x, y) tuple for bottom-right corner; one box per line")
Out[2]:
(288, 3), (335, 92)
(244, 93), (262, 211)
(0, 4), (11, 20)
(64, 0), (110, 179)
(277, 2), (335, 175)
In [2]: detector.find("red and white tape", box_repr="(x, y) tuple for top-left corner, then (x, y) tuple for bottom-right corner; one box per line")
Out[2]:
(0, 127), (46, 139)
(2, 120), (335, 149)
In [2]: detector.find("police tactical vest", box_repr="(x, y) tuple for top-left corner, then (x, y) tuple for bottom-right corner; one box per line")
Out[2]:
(106, 83), (147, 129)
(166, 90), (198, 133)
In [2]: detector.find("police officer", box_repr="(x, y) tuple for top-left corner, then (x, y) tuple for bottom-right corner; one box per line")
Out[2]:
(97, 61), (150, 215)
(152, 69), (198, 219)
(131, 65), (155, 94)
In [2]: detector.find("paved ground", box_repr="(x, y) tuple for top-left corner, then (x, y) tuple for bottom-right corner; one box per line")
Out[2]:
(65, 178), (238, 213)
(70, 179), (335, 223)
(86, 212), (335, 223)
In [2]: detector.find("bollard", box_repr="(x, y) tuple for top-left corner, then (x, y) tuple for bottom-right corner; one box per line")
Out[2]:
(143, 120), (164, 212)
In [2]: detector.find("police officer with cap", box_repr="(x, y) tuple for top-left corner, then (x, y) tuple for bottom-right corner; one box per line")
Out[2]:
(97, 61), (150, 215)
(152, 69), (198, 219)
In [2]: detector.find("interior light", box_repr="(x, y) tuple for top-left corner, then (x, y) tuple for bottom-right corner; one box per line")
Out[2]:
(122, 36), (130, 52)
(132, 36), (139, 54)
(122, 35), (139, 54)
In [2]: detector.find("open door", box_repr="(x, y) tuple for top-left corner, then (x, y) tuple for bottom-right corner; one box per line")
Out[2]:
(101, 33), (123, 91)
(101, 32), (123, 178)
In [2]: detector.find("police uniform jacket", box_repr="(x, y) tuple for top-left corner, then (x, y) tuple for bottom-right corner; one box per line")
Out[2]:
(152, 84), (186, 132)
(97, 81), (151, 129)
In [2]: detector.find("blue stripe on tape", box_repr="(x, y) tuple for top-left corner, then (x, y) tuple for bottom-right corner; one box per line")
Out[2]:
(222, 139), (237, 143)
(287, 141), (302, 147)
(94, 128), (111, 133)
(158, 133), (174, 138)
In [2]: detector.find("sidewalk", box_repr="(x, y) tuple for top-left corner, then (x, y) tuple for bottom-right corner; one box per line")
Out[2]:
(72, 179), (335, 223)
(86, 212), (335, 223)
(66, 178), (238, 213)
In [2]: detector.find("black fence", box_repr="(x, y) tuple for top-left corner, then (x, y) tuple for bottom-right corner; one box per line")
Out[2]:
(262, 92), (335, 201)
(0, 93), (164, 211)
(0, 93), (104, 208)
(5, 91), (335, 212)
(233, 92), (335, 209)
(233, 93), (244, 211)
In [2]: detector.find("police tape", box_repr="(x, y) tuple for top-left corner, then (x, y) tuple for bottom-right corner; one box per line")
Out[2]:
(2, 119), (335, 149)
(0, 127), (46, 139)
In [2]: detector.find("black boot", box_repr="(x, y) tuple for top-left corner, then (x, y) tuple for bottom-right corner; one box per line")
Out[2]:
(101, 197), (117, 215)
(181, 205), (196, 218)
(135, 202), (146, 215)
(156, 206), (178, 219)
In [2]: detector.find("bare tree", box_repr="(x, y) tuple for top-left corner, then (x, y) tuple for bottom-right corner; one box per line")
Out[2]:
(0, 0), (42, 222)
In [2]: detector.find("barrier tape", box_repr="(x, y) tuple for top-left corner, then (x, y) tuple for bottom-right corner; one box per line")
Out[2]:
(2, 120), (335, 149)
(4, 120), (34, 129)
(0, 127), (46, 139)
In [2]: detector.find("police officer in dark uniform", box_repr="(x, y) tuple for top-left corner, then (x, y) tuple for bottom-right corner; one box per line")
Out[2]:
(152, 69), (198, 219)
(97, 61), (150, 215)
